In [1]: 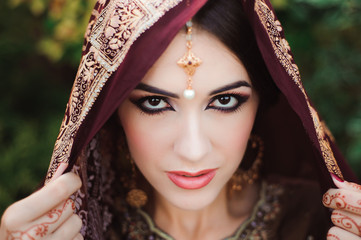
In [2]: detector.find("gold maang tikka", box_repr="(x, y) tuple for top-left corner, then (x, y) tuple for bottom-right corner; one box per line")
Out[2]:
(177, 20), (202, 100)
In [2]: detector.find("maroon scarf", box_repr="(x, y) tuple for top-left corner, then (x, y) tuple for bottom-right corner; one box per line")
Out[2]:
(45, 0), (358, 238)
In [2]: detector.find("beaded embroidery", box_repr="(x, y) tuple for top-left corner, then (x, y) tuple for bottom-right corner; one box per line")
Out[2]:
(46, 0), (183, 182)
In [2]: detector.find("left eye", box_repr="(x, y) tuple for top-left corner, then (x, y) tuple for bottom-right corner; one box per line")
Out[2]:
(209, 95), (238, 108)
(206, 94), (248, 112)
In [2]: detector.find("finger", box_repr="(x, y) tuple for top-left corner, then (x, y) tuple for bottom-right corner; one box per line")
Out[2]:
(331, 173), (361, 193)
(5, 199), (75, 239)
(48, 162), (69, 184)
(332, 210), (361, 236)
(7, 172), (81, 224)
(32, 199), (75, 236)
(50, 214), (82, 240)
(323, 188), (361, 215)
(327, 226), (361, 240)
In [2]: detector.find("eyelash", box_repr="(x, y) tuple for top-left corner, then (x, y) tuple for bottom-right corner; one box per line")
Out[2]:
(131, 95), (174, 115)
(131, 92), (249, 116)
(206, 93), (249, 113)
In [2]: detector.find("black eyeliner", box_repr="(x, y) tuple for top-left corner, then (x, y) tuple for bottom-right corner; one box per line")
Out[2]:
(130, 95), (175, 115)
(205, 93), (250, 113)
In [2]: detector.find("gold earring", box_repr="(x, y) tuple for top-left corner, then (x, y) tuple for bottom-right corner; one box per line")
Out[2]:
(126, 156), (148, 208)
(177, 20), (202, 100)
(230, 135), (264, 192)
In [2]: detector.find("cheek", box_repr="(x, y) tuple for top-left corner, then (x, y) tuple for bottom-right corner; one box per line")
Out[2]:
(222, 118), (252, 147)
(219, 119), (252, 167)
(210, 104), (258, 160)
(122, 119), (157, 161)
(119, 109), (172, 168)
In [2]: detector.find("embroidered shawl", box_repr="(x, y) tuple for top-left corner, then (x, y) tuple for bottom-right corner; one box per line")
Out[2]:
(44, 0), (358, 238)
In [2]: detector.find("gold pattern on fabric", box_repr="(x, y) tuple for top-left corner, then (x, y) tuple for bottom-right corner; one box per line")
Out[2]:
(254, 0), (343, 179)
(46, 0), (183, 182)
(91, 0), (181, 71)
(134, 182), (282, 239)
(321, 120), (336, 143)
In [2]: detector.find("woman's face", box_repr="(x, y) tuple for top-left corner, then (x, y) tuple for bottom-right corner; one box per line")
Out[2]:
(118, 28), (259, 210)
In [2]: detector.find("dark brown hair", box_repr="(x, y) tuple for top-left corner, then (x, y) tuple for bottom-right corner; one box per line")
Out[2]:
(107, 0), (279, 189)
(193, 0), (279, 110)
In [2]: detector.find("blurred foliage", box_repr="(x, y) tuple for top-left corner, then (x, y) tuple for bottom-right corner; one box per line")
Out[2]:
(275, 0), (361, 179)
(0, 0), (360, 214)
(6, 0), (97, 64)
(0, 0), (95, 214)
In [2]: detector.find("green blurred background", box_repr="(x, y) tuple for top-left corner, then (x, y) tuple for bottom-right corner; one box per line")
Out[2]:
(0, 0), (360, 214)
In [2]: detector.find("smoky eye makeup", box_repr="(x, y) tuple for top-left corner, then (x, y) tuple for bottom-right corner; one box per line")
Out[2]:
(128, 86), (251, 115)
(205, 92), (250, 113)
(130, 95), (175, 115)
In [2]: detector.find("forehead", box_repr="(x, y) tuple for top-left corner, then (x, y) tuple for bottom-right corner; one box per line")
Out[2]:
(141, 28), (251, 94)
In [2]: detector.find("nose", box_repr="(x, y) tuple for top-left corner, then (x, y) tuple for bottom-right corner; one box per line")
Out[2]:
(173, 113), (211, 162)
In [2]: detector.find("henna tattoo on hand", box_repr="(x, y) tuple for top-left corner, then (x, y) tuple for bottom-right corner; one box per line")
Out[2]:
(327, 233), (340, 240)
(6, 199), (75, 240)
(347, 182), (361, 192)
(323, 192), (346, 209)
(323, 192), (361, 214)
(332, 211), (361, 236)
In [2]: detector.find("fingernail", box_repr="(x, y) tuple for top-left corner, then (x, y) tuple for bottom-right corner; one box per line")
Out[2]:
(50, 162), (69, 183)
(331, 173), (344, 182)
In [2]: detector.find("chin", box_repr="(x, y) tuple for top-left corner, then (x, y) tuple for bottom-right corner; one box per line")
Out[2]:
(159, 184), (225, 211)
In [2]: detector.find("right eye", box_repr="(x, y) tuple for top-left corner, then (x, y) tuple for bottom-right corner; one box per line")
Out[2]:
(142, 97), (169, 109)
(132, 96), (175, 115)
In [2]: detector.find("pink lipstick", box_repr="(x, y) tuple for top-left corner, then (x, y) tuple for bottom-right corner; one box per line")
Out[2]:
(167, 169), (217, 189)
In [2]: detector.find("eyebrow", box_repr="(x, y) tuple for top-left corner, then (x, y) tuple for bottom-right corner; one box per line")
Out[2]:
(135, 83), (180, 98)
(209, 80), (251, 95)
(135, 80), (251, 98)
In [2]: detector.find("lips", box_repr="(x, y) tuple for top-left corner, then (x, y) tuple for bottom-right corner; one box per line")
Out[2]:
(166, 169), (217, 189)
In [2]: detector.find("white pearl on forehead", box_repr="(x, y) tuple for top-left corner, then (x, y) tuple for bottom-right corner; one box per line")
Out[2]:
(183, 89), (195, 99)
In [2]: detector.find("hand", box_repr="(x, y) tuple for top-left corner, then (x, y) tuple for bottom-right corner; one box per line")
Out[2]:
(0, 166), (83, 240)
(323, 174), (361, 240)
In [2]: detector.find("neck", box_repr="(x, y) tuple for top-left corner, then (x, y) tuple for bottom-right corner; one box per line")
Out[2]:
(152, 183), (260, 240)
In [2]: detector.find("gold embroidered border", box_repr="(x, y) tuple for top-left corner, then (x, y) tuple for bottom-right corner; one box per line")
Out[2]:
(46, 0), (183, 182)
(254, 0), (343, 179)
